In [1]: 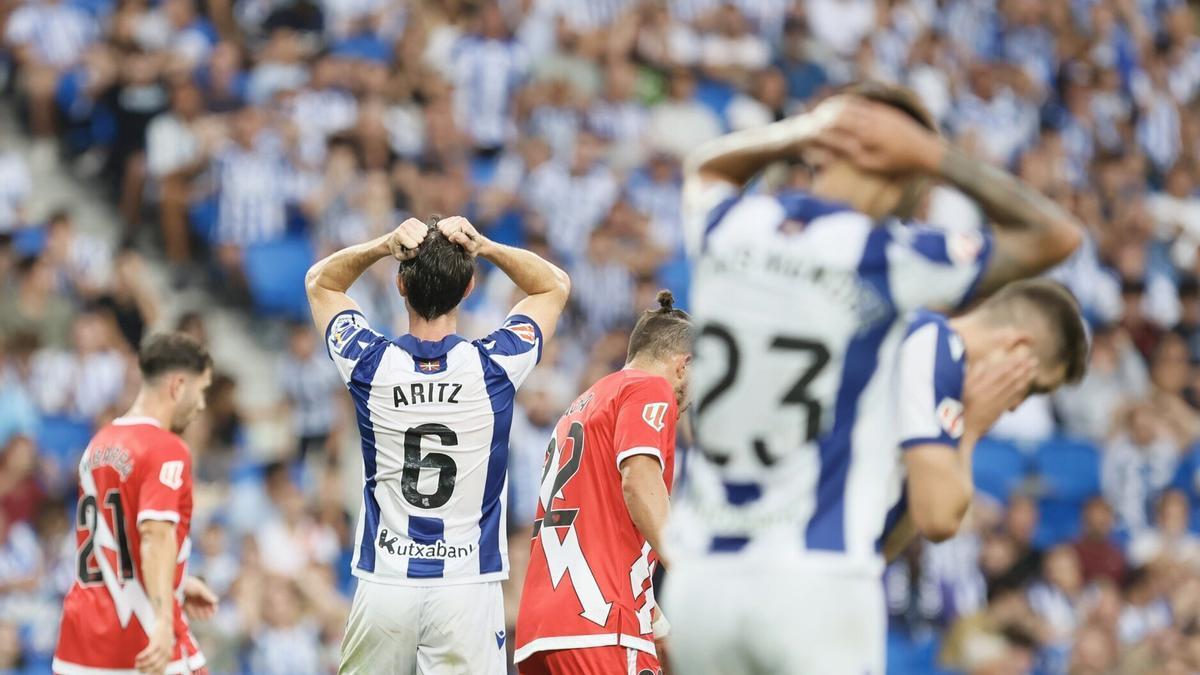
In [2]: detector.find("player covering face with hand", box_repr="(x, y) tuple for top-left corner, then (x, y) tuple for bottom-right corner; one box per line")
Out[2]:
(515, 291), (692, 675)
(882, 279), (1089, 559)
(305, 215), (569, 675)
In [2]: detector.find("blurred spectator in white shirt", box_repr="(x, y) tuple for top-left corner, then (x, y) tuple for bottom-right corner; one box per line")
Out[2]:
(699, 4), (770, 84)
(452, 2), (529, 151)
(1128, 489), (1200, 567)
(726, 67), (789, 132)
(1102, 404), (1183, 533)
(804, 0), (875, 59)
(646, 68), (723, 159)
(1054, 326), (1150, 441)
(0, 152), (32, 233)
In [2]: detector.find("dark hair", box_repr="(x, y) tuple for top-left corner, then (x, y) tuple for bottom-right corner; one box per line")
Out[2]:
(627, 290), (693, 362)
(980, 279), (1089, 385)
(843, 81), (937, 132)
(138, 333), (212, 380)
(398, 215), (475, 320)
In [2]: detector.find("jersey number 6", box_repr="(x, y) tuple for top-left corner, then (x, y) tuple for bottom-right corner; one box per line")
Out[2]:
(401, 423), (458, 509)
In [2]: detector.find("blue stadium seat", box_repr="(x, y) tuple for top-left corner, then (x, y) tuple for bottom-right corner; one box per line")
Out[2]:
(695, 79), (735, 129)
(1035, 497), (1084, 549)
(1033, 437), (1101, 501)
(243, 237), (315, 320)
(37, 415), (94, 464)
(971, 437), (1028, 503)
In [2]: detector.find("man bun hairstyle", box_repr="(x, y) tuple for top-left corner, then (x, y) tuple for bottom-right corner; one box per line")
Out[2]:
(139, 333), (212, 381)
(398, 214), (475, 321)
(627, 289), (694, 362)
(980, 279), (1089, 385)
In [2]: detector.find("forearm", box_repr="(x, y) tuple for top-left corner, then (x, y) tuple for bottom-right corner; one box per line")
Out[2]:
(622, 467), (671, 566)
(684, 110), (830, 187)
(305, 234), (390, 296)
(936, 146), (1078, 235)
(479, 239), (568, 298)
(139, 527), (178, 630)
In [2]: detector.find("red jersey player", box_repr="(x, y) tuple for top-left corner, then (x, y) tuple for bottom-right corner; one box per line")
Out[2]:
(516, 291), (692, 675)
(54, 334), (218, 675)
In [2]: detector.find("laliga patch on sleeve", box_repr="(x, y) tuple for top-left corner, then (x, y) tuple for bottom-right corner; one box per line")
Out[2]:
(506, 322), (538, 346)
(936, 398), (965, 439)
(159, 460), (185, 490)
(947, 230), (984, 266)
(642, 402), (669, 431)
(329, 313), (366, 353)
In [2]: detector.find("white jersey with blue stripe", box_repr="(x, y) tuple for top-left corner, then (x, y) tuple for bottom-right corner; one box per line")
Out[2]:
(879, 310), (969, 549)
(671, 182), (992, 575)
(325, 310), (542, 585)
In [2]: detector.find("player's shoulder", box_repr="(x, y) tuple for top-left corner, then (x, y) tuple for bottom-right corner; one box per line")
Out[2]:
(472, 314), (542, 360)
(614, 369), (675, 408)
(105, 417), (191, 460)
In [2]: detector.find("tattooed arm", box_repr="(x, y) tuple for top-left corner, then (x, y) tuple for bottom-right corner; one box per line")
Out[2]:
(935, 145), (1082, 296)
(820, 98), (1083, 294)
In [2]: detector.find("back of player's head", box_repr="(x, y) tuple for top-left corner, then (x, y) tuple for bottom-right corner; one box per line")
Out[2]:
(397, 215), (475, 321)
(979, 279), (1089, 385)
(138, 332), (212, 382)
(843, 81), (936, 132)
(627, 290), (694, 362)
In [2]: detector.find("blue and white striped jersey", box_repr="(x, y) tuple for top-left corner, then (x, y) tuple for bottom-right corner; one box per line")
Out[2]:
(671, 182), (992, 576)
(879, 310), (969, 550)
(325, 310), (543, 585)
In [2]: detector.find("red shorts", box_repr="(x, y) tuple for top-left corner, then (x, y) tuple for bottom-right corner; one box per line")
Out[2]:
(518, 646), (661, 675)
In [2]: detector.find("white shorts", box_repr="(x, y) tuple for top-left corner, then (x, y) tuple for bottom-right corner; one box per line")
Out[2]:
(663, 557), (886, 675)
(339, 578), (507, 675)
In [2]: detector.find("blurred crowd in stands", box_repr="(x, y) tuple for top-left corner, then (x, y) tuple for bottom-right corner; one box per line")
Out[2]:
(3, 0), (1200, 672)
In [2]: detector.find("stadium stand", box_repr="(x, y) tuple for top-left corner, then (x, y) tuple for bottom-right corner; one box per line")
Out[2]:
(3, 0), (1200, 673)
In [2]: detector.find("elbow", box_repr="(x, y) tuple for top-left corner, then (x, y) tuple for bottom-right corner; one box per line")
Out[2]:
(1047, 216), (1084, 264)
(303, 262), (324, 296)
(912, 512), (964, 543)
(910, 497), (970, 543)
(549, 266), (571, 305)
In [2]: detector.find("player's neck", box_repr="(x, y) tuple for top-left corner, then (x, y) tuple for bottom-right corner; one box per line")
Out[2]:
(407, 312), (459, 342)
(623, 358), (669, 380)
(948, 314), (993, 365)
(123, 393), (173, 430)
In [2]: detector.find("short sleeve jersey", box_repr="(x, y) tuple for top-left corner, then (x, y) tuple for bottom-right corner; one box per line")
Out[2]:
(515, 370), (678, 663)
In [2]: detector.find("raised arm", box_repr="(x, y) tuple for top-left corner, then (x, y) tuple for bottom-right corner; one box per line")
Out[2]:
(304, 218), (428, 334)
(683, 97), (846, 191)
(935, 146), (1083, 296)
(818, 99), (1083, 296)
(437, 216), (570, 343)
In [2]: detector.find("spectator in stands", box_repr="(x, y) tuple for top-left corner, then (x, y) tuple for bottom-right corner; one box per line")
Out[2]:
(42, 210), (112, 299)
(0, 150), (32, 233)
(0, 256), (75, 349)
(28, 307), (129, 421)
(645, 67), (722, 159)
(1128, 489), (1200, 567)
(4, 0), (97, 142)
(1028, 546), (1086, 655)
(1104, 404), (1185, 532)
(146, 81), (217, 269)
(1055, 324), (1149, 441)
(0, 435), (45, 526)
(1073, 497), (1127, 584)
(277, 322), (342, 462)
(452, 2), (529, 154)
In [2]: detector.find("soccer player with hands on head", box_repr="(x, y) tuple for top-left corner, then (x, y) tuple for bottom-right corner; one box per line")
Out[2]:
(305, 214), (569, 675)
(667, 82), (1085, 674)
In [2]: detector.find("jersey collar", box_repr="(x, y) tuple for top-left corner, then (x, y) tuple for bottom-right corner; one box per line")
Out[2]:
(112, 415), (163, 428)
(393, 334), (467, 360)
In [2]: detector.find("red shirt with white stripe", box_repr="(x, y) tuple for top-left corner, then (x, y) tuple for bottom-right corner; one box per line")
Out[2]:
(53, 417), (204, 675)
(515, 369), (678, 663)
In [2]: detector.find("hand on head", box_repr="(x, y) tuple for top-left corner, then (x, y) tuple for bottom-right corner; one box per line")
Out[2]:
(388, 218), (430, 261)
(962, 350), (1038, 438)
(437, 215), (485, 257)
(811, 96), (943, 175)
